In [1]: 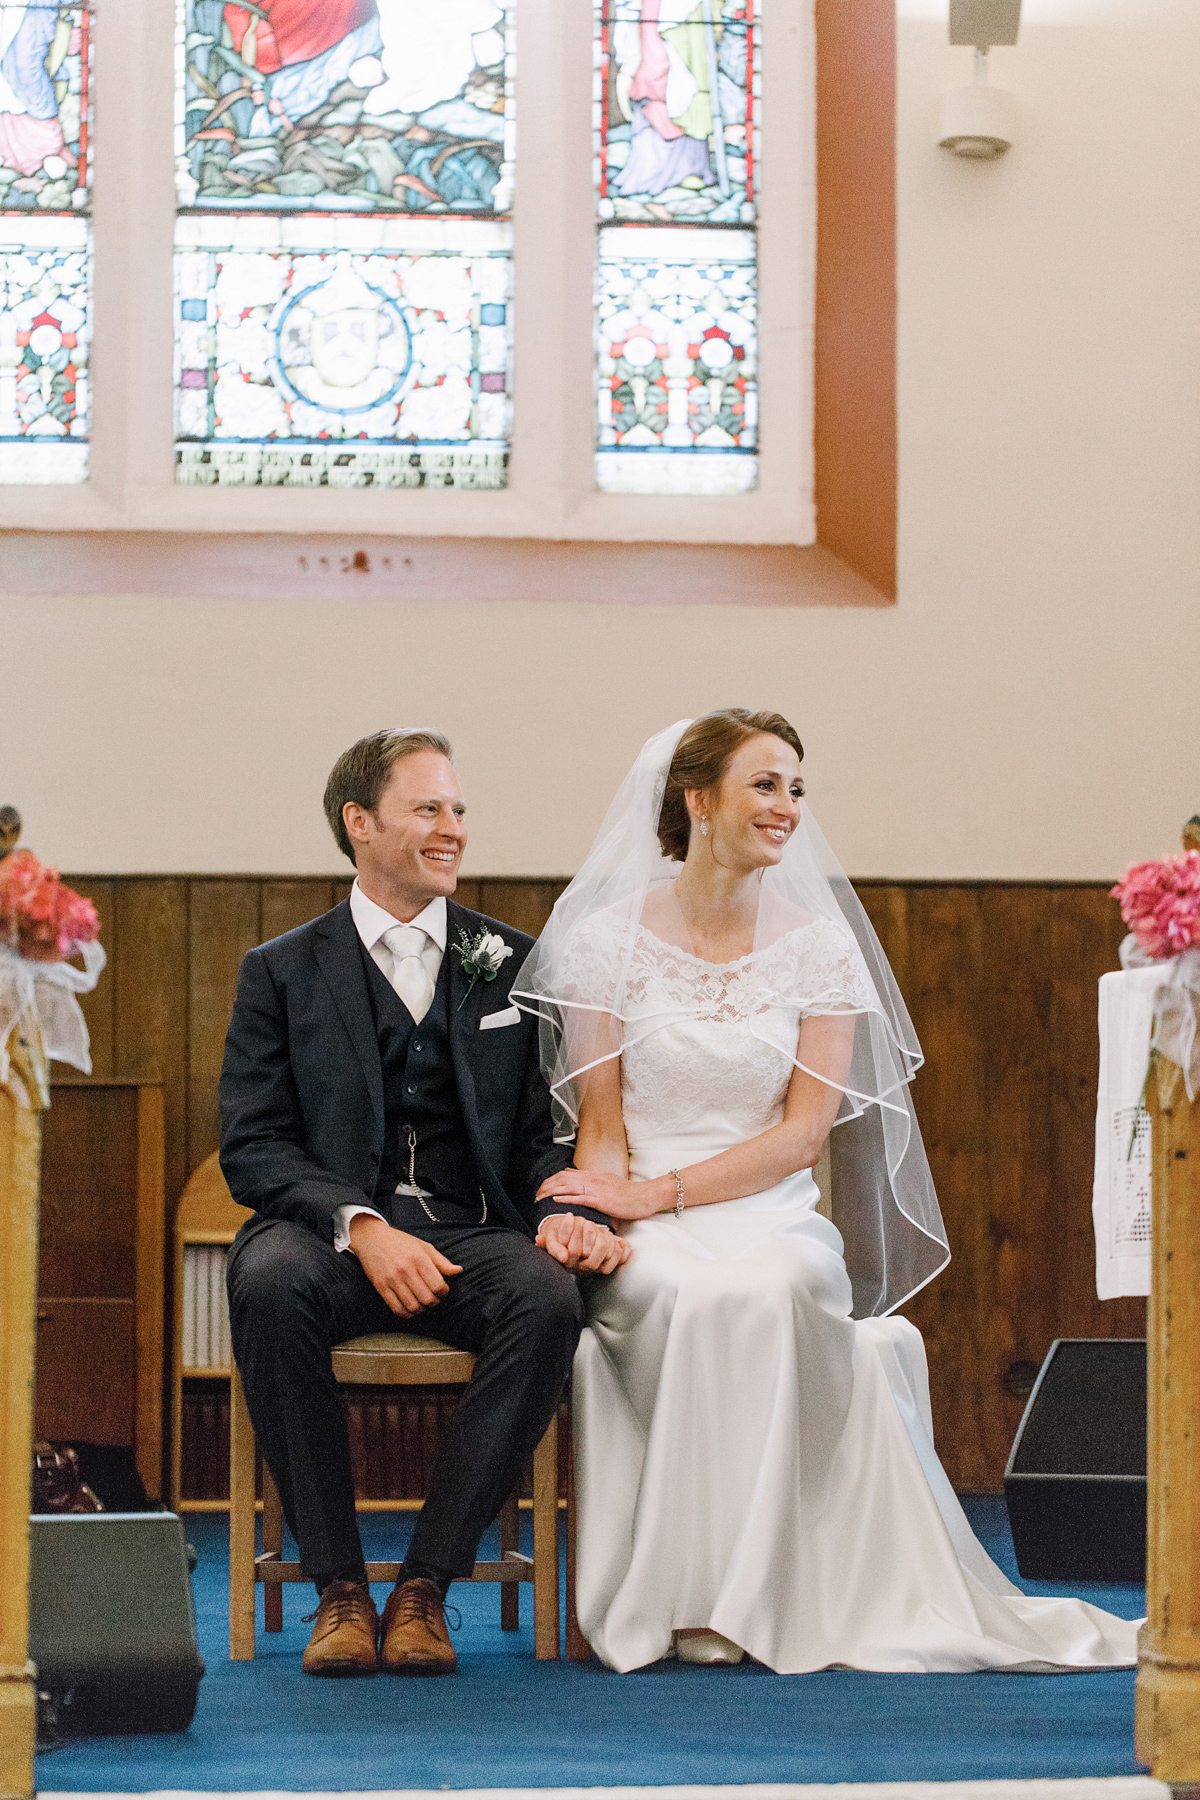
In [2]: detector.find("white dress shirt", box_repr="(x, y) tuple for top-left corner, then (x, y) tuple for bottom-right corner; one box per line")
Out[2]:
(332, 883), (448, 1253)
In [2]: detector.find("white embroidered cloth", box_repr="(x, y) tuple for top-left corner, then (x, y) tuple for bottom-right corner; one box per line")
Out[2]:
(1092, 966), (1158, 1299)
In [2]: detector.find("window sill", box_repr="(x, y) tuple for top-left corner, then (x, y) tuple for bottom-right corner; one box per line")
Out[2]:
(0, 529), (890, 607)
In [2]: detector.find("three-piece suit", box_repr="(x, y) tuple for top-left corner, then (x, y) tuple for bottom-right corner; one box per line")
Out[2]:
(218, 894), (605, 1589)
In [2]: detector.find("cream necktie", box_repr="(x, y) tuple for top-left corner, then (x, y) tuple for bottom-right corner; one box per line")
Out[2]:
(382, 924), (434, 1025)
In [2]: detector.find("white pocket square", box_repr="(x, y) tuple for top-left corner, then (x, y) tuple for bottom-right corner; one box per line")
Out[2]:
(479, 1004), (522, 1031)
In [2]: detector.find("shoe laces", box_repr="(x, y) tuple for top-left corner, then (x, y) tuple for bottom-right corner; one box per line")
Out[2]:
(303, 1580), (371, 1629)
(392, 1578), (461, 1633)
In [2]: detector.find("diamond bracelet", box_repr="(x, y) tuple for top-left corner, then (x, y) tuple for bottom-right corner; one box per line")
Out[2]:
(669, 1167), (685, 1218)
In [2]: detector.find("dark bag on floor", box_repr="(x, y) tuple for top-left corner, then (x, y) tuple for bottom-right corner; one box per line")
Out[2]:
(31, 1442), (104, 1515)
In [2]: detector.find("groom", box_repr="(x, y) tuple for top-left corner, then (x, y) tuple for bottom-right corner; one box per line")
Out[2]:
(219, 727), (628, 1677)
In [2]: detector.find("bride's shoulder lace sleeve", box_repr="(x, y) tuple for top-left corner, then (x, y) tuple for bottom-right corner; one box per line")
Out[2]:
(780, 917), (877, 1015)
(554, 911), (630, 1011)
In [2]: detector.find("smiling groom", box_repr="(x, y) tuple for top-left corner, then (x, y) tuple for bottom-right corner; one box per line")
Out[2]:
(219, 728), (628, 1677)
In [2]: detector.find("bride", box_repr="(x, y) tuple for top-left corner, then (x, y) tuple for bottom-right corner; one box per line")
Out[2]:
(512, 710), (1139, 1675)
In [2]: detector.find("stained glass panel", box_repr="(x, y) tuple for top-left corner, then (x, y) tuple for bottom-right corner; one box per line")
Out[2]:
(0, 1), (92, 483)
(593, 1), (759, 496)
(596, 225), (755, 494)
(174, 0), (513, 488)
(595, 0), (757, 226)
(175, 216), (509, 486)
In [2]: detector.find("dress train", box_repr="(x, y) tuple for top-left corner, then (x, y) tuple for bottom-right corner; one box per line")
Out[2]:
(573, 1179), (1139, 1675)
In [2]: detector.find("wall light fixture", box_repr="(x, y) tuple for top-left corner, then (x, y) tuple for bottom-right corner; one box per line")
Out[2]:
(940, 0), (1020, 160)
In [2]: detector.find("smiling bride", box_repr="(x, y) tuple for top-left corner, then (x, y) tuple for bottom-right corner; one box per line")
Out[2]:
(513, 709), (1139, 1675)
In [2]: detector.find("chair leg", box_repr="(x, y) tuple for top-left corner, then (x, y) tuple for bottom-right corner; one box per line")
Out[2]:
(499, 1492), (520, 1631)
(262, 1462), (284, 1633)
(229, 1365), (257, 1660)
(564, 1402), (590, 1661)
(531, 1409), (560, 1660)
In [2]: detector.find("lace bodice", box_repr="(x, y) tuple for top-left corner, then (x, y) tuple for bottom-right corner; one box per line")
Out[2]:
(559, 913), (875, 1179)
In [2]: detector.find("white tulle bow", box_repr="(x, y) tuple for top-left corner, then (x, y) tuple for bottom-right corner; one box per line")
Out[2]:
(1153, 948), (1200, 1101)
(0, 939), (106, 1100)
(1118, 933), (1200, 1101)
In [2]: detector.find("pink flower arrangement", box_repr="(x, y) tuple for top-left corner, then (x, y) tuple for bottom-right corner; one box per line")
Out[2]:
(0, 850), (100, 963)
(1112, 851), (1200, 961)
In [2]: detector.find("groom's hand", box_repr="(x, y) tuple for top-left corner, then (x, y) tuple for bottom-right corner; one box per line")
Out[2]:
(536, 1212), (631, 1274)
(347, 1214), (463, 1317)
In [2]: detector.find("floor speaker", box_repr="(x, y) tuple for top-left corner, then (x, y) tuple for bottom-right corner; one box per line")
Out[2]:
(1004, 1338), (1146, 1583)
(29, 1512), (205, 1734)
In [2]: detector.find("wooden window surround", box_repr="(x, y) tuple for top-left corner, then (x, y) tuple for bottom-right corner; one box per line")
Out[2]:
(0, 0), (894, 608)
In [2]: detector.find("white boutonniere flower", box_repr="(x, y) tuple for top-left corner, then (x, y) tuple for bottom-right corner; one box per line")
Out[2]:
(453, 926), (514, 1008)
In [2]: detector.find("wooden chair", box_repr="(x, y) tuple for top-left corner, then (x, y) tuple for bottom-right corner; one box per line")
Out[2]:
(229, 1331), (562, 1660)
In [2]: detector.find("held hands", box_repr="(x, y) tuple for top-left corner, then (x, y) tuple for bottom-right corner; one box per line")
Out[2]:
(535, 1167), (668, 1223)
(536, 1211), (632, 1274)
(348, 1214), (463, 1318)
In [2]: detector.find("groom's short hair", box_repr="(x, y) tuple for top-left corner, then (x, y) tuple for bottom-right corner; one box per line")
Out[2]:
(324, 728), (454, 864)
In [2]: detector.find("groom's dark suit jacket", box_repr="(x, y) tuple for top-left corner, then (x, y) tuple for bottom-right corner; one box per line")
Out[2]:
(219, 896), (604, 1244)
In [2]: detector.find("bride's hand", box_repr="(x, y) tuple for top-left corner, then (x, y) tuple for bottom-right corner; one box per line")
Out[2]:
(536, 1167), (668, 1221)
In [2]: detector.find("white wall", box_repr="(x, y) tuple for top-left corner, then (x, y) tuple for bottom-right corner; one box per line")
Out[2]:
(4, 0), (1198, 880)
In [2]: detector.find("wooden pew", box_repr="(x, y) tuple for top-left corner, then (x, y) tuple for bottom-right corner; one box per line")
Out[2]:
(1136, 1049), (1200, 1786)
(0, 1020), (47, 1800)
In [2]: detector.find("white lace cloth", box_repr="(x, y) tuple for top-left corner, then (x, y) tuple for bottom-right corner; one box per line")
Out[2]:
(1092, 967), (1157, 1300)
(570, 919), (1139, 1674)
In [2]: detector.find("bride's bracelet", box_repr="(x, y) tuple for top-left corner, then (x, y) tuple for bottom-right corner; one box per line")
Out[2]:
(669, 1168), (685, 1218)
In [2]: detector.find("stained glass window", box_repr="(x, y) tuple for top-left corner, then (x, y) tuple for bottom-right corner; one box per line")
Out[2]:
(174, 0), (513, 489)
(594, 0), (759, 495)
(0, 2), (92, 484)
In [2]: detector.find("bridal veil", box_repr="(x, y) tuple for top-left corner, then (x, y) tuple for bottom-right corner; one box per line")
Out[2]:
(512, 719), (949, 1317)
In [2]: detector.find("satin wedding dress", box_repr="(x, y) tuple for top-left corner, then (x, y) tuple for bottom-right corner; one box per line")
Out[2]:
(569, 915), (1140, 1675)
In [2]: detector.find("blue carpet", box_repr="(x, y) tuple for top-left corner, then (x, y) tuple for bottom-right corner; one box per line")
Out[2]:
(38, 1498), (1145, 1791)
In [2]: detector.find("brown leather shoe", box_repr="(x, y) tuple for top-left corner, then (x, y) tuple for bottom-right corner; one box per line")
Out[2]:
(380, 1577), (457, 1675)
(301, 1580), (379, 1676)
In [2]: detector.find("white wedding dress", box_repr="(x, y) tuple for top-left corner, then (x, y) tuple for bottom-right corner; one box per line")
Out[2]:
(569, 916), (1140, 1674)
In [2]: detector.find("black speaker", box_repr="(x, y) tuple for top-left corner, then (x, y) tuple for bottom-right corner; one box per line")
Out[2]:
(1004, 1338), (1146, 1583)
(29, 1513), (205, 1734)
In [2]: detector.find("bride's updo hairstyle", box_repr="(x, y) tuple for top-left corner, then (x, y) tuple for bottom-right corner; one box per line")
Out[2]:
(657, 708), (804, 862)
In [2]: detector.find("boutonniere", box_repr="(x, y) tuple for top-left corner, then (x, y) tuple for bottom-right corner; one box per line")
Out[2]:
(452, 926), (513, 1008)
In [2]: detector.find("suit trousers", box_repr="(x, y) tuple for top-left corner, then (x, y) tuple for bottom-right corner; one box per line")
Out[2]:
(226, 1216), (585, 1587)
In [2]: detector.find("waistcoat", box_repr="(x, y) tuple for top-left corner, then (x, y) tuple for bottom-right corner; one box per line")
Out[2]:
(359, 939), (484, 1226)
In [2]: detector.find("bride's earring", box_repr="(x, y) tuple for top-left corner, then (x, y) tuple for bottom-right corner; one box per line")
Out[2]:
(699, 816), (709, 836)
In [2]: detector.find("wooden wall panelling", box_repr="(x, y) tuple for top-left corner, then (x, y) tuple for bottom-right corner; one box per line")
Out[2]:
(476, 881), (568, 940)
(49, 873), (1138, 1495)
(34, 1299), (135, 1445)
(888, 886), (994, 1489)
(108, 881), (190, 1493)
(861, 882), (1142, 1491)
(187, 881), (262, 1175)
(110, 881), (190, 1217)
(36, 1084), (138, 1299)
(976, 887), (1058, 1485)
(855, 883), (912, 998)
(64, 878), (115, 1079)
(260, 879), (342, 944)
(134, 1085), (166, 1494)
(36, 1080), (165, 1488)
(35, 1084), (140, 1449)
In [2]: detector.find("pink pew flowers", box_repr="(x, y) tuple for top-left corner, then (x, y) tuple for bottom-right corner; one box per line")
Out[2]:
(1112, 851), (1200, 962)
(0, 850), (100, 964)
